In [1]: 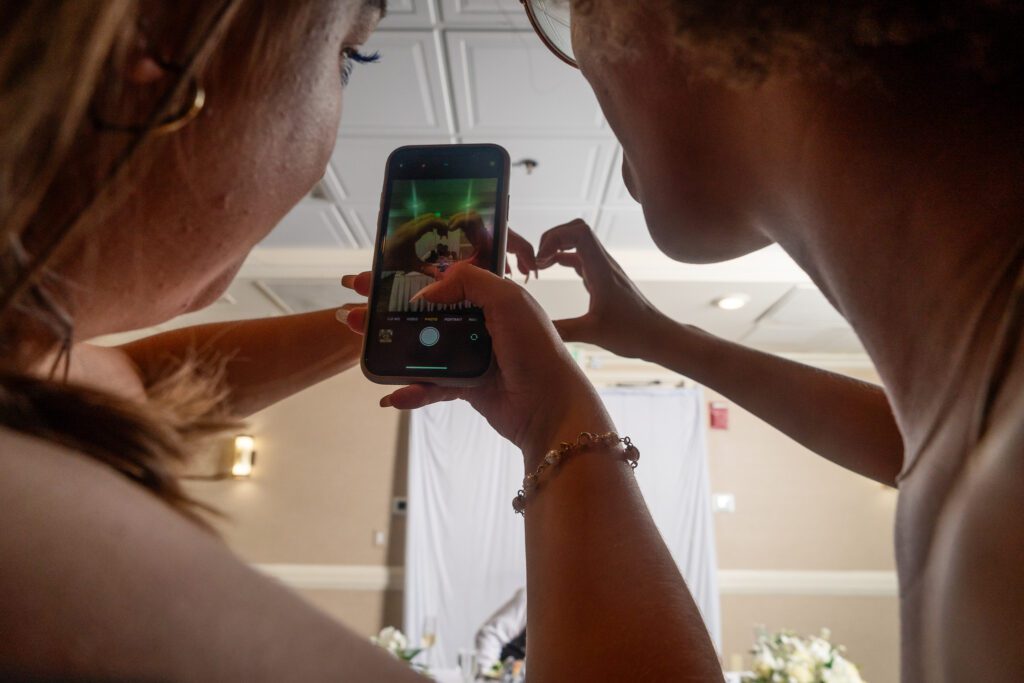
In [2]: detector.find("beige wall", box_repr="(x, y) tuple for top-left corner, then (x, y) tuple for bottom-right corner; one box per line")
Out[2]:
(187, 369), (408, 567)
(705, 370), (899, 683)
(187, 364), (899, 683)
(707, 381), (898, 571)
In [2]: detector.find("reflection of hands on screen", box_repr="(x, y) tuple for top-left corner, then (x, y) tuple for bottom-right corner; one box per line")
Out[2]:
(385, 211), (493, 279)
(383, 214), (450, 275)
(448, 211), (493, 270)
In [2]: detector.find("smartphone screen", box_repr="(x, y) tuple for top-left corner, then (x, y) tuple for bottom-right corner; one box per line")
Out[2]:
(363, 144), (509, 383)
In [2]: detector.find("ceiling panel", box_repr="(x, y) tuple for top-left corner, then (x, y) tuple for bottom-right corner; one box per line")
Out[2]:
(439, 0), (530, 27)
(742, 325), (866, 355)
(519, 278), (793, 343)
(378, 0), (437, 28)
(260, 199), (359, 249)
(742, 284), (863, 354)
(337, 32), (449, 137)
(159, 280), (288, 331)
(758, 284), (848, 327)
(464, 136), (615, 206)
(508, 206), (596, 246)
(446, 31), (608, 136)
(639, 281), (792, 342)
(338, 204), (381, 247)
(595, 208), (658, 251)
(257, 280), (368, 314)
(604, 147), (642, 208)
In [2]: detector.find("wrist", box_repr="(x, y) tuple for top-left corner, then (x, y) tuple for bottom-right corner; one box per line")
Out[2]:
(643, 316), (703, 367)
(520, 384), (615, 471)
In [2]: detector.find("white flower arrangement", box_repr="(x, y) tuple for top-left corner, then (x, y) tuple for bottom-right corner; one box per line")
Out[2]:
(743, 628), (866, 683)
(370, 626), (423, 664)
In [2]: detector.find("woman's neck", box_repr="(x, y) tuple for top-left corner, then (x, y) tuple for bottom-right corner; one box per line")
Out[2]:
(767, 101), (1024, 455)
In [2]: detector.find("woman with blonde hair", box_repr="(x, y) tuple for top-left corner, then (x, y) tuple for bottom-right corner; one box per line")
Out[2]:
(0, 1), (723, 680)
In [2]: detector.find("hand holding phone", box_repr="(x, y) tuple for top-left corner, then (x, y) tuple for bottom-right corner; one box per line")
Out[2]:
(343, 263), (614, 463)
(361, 144), (514, 386)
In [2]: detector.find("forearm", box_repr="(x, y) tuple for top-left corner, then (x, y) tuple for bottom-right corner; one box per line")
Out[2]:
(522, 428), (722, 681)
(645, 316), (903, 486)
(121, 309), (362, 417)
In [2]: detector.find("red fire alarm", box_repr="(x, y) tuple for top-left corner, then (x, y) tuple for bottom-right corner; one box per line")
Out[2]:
(709, 401), (729, 430)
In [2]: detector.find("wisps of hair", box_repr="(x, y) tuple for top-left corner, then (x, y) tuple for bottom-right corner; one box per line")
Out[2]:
(0, 354), (241, 528)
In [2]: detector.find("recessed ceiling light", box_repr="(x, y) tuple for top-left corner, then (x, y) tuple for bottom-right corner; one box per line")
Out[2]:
(713, 294), (751, 311)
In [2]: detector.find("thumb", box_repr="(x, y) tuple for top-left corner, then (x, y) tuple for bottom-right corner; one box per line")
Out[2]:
(552, 316), (590, 343)
(411, 262), (506, 312)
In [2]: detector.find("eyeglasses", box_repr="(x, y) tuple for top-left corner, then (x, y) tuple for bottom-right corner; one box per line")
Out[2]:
(520, 0), (576, 68)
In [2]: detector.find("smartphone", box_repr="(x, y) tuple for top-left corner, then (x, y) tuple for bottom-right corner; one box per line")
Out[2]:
(361, 144), (510, 386)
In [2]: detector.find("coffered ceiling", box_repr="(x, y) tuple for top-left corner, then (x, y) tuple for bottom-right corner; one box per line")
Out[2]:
(99, 0), (869, 361)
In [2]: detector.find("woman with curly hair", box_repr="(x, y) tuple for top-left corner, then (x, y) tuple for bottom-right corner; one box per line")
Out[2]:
(463, 1), (1020, 680)
(344, 0), (1024, 676)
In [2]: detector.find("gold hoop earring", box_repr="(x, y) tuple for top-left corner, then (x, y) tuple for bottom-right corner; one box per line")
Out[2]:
(92, 77), (206, 137)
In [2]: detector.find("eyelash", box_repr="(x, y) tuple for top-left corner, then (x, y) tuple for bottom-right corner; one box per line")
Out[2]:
(341, 48), (381, 86)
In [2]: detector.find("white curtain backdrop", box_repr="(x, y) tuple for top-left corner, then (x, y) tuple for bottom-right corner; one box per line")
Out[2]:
(404, 387), (720, 669)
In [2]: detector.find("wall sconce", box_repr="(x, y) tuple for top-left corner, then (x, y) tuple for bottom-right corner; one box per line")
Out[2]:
(232, 435), (256, 478)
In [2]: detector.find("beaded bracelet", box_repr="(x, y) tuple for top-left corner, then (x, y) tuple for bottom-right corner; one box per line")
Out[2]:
(512, 431), (638, 515)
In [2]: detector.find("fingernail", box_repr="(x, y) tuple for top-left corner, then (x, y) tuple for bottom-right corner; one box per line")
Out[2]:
(335, 308), (350, 324)
(380, 395), (393, 408)
(341, 275), (355, 289)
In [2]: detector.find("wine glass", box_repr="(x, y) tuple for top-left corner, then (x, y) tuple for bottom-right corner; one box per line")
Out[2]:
(420, 615), (437, 650)
(457, 649), (478, 683)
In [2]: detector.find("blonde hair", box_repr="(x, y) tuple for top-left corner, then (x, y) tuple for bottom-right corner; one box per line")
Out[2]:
(0, 0), (313, 523)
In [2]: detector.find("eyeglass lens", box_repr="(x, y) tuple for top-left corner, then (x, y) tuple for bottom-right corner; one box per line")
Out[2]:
(526, 0), (575, 66)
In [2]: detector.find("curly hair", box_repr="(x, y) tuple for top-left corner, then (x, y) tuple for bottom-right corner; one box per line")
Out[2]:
(575, 0), (1024, 89)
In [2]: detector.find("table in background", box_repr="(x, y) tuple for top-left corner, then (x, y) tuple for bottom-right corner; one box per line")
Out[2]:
(429, 669), (747, 682)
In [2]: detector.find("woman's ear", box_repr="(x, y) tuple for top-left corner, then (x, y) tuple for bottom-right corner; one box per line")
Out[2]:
(124, 20), (171, 85)
(126, 54), (166, 86)
(91, 30), (176, 132)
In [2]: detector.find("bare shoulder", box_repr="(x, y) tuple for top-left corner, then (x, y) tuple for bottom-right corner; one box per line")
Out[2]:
(0, 428), (416, 682)
(923, 386), (1024, 682)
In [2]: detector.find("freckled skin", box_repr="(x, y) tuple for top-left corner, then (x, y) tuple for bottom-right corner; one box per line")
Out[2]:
(61, 2), (361, 339)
